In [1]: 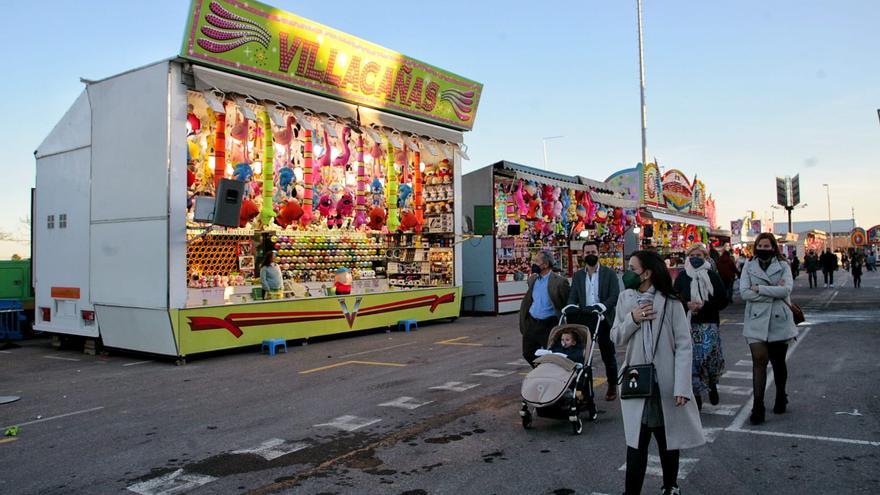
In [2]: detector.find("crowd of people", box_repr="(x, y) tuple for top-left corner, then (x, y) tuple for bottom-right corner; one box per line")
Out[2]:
(518, 235), (803, 494)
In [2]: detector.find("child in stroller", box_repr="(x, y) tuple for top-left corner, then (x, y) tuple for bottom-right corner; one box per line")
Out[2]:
(520, 305), (602, 435)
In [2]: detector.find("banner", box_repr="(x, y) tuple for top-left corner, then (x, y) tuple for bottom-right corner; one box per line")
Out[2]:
(181, 0), (482, 130)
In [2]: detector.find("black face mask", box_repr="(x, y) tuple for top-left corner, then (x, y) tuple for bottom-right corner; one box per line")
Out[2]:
(531, 263), (542, 274)
(755, 249), (775, 261)
(584, 254), (599, 267)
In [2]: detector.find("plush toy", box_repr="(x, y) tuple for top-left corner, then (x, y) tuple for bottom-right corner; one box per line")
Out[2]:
(552, 187), (563, 219)
(274, 200), (303, 228)
(514, 179), (527, 216)
(370, 178), (384, 207)
(398, 183), (413, 208)
(238, 198), (259, 227)
(399, 211), (419, 231)
(367, 206), (386, 230)
(187, 109), (201, 136)
(437, 159), (451, 184)
(229, 112), (250, 163)
(540, 184), (554, 219)
(331, 127), (352, 167)
(275, 167), (295, 203)
(336, 192), (354, 217)
(187, 169), (196, 189)
(595, 206), (608, 223)
(334, 267), (353, 295)
(317, 193), (334, 218)
(423, 162), (438, 186)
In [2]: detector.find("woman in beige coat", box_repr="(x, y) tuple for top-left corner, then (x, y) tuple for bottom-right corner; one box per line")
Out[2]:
(612, 250), (705, 495)
(739, 232), (798, 425)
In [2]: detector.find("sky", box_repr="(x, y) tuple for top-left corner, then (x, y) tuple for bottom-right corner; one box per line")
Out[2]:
(2, 0), (878, 258)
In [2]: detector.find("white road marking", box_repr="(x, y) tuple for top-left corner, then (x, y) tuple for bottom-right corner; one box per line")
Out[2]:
(43, 355), (80, 362)
(722, 371), (753, 380)
(703, 427), (723, 443)
(735, 359), (752, 367)
(231, 438), (309, 461)
(127, 469), (216, 495)
(0, 350), (12, 354)
(728, 428), (880, 447)
(620, 455), (700, 479)
(429, 381), (481, 392)
(336, 341), (417, 359)
(314, 415), (381, 432)
(700, 404), (741, 416)
(2, 406), (105, 430)
(123, 361), (152, 367)
(834, 409), (863, 417)
(715, 385), (752, 396)
(506, 359), (530, 367)
(471, 368), (516, 378)
(378, 396), (434, 410)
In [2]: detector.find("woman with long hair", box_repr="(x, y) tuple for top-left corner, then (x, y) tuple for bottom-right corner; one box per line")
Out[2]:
(260, 251), (284, 300)
(739, 232), (798, 424)
(612, 250), (705, 495)
(673, 243), (729, 410)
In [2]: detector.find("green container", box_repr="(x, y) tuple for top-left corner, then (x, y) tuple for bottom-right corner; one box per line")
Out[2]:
(251, 287), (264, 300)
(0, 259), (33, 309)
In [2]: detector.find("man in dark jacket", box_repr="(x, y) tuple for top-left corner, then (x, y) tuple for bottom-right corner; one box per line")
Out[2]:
(519, 251), (570, 367)
(820, 248), (838, 288)
(716, 250), (739, 303)
(804, 250), (820, 288)
(565, 241), (621, 400)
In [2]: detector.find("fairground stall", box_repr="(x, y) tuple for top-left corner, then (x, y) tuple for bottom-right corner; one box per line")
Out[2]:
(461, 161), (636, 314)
(606, 162), (715, 275)
(33, 0), (481, 360)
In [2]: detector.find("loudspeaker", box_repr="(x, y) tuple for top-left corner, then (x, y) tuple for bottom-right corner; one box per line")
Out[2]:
(507, 223), (521, 236)
(212, 179), (245, 228)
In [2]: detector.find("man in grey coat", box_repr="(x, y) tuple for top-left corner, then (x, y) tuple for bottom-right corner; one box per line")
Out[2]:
(519, 251), (570, 367)
(566, 241), (621, 400)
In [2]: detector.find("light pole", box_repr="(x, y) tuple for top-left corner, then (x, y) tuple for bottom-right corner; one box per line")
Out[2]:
(823, 183), (833, 250)
(637, 0), (648, 168)
(541, 135), (564, 170)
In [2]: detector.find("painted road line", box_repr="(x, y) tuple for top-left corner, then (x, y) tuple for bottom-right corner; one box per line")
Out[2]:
(471, 369), (516, 378)
(314, 415), (381, 432)
(378, 396), (434, 410)
(429, 381), (480, 392)
(715, 385), (752, 396)
(2, 406), (105, 430)
(703, 427), (723, 443)
(506, 359), (530, 367)
(723, 371), (753, 380)
(122, 361), (152, 367)
(735, 359), (752, 367)
(336, 342), (417, 359)
(435, 336), (483, 346)
(727, 327), (811, 433)
(620, 455), (700, 480)
(299, 360), (406, 375)
(127, 469), (217, 495)
(727, 427), (880, 447)
(0, 350), (12, 354)
(231, 439), (309, 461)
(0, 437), (17, 444)
(700, 404), (741, 416)
(43, 355), (80, 362)
(823, 290), (840, 308)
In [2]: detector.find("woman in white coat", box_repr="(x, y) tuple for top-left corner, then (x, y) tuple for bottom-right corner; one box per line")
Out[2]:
(612, 250), (705, 495)
(739, 232), (798, 425)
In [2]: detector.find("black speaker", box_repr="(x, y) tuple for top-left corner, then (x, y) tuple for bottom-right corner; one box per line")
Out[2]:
(212, 179), (245, 228)
(507, 223), (521, 236)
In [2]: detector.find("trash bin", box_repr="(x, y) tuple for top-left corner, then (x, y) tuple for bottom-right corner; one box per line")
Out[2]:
(0, 299), (25, 341)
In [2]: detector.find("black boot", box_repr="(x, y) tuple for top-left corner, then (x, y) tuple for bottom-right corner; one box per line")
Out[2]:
(708, 383), (720, 405)
(694, 394), (703, 411)
(773, 393), (788, 414)
(750, 404), (765, 425)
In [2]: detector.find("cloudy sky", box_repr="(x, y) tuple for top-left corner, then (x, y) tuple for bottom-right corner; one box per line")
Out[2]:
(2, 0), (877, 257)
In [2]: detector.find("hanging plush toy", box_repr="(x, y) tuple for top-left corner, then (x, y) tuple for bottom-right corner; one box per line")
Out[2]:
(299, 130), (315, 226)
(353, 135), (368, 229)
(229, 112), (249, 163)
(238, 199), (259, 227)
(612, 208), (624, 236)
(274, 200), (303, 228)
(541, 184), (554, 219)
(437, 159), (451, 184)
(332, 127), (352, 168)
(336, 192), (354, 218)
(385, 140), (400, 231)
(514, 179), (527, 216)
(367, 206), (386, 230)
(398, 183), (413, 209)
(370, 178), (384, 206)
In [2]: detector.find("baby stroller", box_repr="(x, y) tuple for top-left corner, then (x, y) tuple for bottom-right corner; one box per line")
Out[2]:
(520, 304), (602, 435)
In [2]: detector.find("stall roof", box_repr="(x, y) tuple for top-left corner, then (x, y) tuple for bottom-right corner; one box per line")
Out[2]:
(644, 207), (710, 228)
(488, 161), (591, 191)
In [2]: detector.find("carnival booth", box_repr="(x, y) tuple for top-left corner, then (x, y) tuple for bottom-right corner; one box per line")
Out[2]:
(461, 161), (635, 314)
(33, 0), (482, 359)
(606, 162), (715, 275)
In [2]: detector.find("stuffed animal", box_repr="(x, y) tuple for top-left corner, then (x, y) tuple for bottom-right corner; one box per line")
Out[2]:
(514, 179), (527, 216)
(334, 267), (353, 295)
(331, 127), (352, 167)
(274, 200), (303, 228)
(367, 206), (386, 230)
(437, 159), (451, 184)
(398, 211), (419, 231)
(541, 184), (554, 219)
(238, 199), (259, 227)
(336, 192), (354, 218)
(370, 178), (384, 207)
(552, 187), (563, 219)
(398, 183), (413, 208)
(423, 162), (438, 185)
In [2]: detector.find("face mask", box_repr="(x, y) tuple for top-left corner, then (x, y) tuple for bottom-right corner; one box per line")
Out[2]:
(584, 254), (599, 267)
(689, 257), (705, 268)
(622, 270), (642, 290)
(531, 263), (542, 274)
(755, 249), (774, 261)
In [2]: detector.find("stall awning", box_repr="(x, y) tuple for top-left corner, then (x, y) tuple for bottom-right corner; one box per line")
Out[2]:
(192, 65), (463, 144)
(645, 209), (710, 228)
(590, 192), (639, 209)
(492, 161), (590, 191)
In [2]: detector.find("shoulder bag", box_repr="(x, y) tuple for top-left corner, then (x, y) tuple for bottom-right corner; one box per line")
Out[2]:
(619, 300), (668, 399)
(784, 299), (805, 325)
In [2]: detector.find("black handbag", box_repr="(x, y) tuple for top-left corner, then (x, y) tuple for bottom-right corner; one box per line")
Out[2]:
(619, 301), (667, 400)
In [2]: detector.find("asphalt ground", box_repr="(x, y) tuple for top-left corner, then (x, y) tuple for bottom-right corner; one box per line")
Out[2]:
(1, 267), (878, 494)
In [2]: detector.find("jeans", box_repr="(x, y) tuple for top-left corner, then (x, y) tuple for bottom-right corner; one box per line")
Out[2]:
(823, 270), (834, 285)
(808, 271), (818, 288)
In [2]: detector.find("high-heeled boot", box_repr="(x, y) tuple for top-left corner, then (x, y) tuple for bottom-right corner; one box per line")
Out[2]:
(773, 393), (788, 414)
(750, 404), (765, 425)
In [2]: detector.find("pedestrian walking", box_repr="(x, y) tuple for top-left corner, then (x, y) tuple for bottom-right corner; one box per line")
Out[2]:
(804, 250), (820, 288)
(716, 250), (739, 303)
(820, 248), (838, 288)
(851, 253), (863, 288)
(519, 250), (570, 367)
(790, 255), (800, 279)
(612, 250), (704, 495)
(867, 251), (877, 272)
(673, 243), (729, 410)
(739, 233), (798, 425)
(565, 241), (622, 400)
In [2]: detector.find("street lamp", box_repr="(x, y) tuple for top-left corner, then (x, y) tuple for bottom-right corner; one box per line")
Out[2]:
(637, 0), (648, 169)
(823, 184), (833, 250)
(541, 135), (564, 170)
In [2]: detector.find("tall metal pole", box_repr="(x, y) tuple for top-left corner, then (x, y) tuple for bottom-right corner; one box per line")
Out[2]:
(637, 0), (648, 168)
(541, 135), (563, 170)
(823, 184), (833, 250)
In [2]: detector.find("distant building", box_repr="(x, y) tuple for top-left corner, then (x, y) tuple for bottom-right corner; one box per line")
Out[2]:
(773, 219), (855, 236)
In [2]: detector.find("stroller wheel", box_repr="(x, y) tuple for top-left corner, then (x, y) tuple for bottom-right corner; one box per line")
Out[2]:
(571, 417), (583, 435)
(522, 411), (533, 429)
